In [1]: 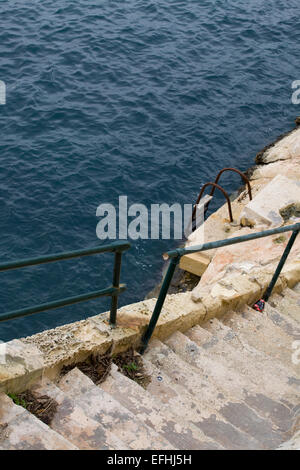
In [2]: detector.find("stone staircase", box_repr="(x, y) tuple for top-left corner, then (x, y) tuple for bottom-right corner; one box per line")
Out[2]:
(0, 286), (299, 450)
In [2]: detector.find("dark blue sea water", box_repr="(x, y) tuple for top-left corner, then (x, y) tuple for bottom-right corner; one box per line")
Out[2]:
(1, 0), (299, 341)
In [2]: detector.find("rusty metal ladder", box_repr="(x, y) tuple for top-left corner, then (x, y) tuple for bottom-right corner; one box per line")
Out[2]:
(191, 167), (252, 230)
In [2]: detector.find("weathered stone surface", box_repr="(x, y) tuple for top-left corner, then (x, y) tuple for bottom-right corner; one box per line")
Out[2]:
(144, 339), (265, 449)
(239, 175), (300, 227)
(205, 317), (299, 414)
(33, 379), (127, 450)
(0, 340), (44, 394)
(256, 127), (300, 165)
(146, 326), (293, 449)
(165, 331), (297, 429)
(198, 228), (300, 288)
(186, 324), (297, 406)
(14, 292), (208, 391)
(251, 159), (300, 182)
(277, 431), (300, 450)
(264, 302), (300, 340)
(6, 269), (295, 396)
(165, 331), (251, 401)
(270, 290), (300, 323)
(0, 392), (25, 424)
(289, 132), (300, 159)
(222, 310), (299, 378)
(142, 355), (224, 425)
(0, 393), (76, 450)
(100, 363), (218, 450)
(144, 339), (232, 413)
(191, 223), (300, 307)
(59, 367), (174, 450)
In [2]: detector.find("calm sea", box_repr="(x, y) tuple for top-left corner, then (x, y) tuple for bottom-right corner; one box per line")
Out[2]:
(0, 0), (299, 340)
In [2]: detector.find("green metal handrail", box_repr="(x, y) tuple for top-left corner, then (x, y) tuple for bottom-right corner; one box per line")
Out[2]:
(0, 240), (131, 327)
(140, 222), (300, 353)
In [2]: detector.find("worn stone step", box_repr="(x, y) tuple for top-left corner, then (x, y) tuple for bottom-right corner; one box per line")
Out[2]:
(229, 306), (299, 387)
(33, 378), (127, 450)
(185, 324), (297, 406)
(244, 303), (300, 341)
(59, 367), (175, 450)
(205, 317), (299, 426)
(221, 309), (298, 374)
(292, 282), (300, 295)
(206, 315), (298, 382)
(264, 302), (300, 340)
(100, 363), (219, 450)
(165, 332), (295, 444)
(276, 431), (300, 450)
(0, 393), (77, 450)
(144, 339), (238, 414)
(166, 331), (273, 403)
(281, 287), (300, 307)
(243, 305), (300, 382)
(144, 339), (268, 449)
(270, 290), (300, 323)
(140, 356), (225, 449)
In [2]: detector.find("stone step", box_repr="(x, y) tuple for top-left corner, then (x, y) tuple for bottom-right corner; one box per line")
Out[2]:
(239, 306), (299, 382)
(281, 287), (300, 306)
(292, 283), (300, 295)
(276, 431), (300, 450)
(270, 290), (300, 323)
(32, 378), (127, 450)
(166, 331), (269, 402)
(58, 367), (175, 450)
(221, 309), (298, 375)
(100, 363), (218, 450)
(185, 324), (297, 406)
(165, 332), (295, 445)
(0, 393), (77, 450)
(144, 339), (239, 414)
(144, 339), (268, 449)
(264, 302), (300, 340)
(209, 313), (298, 379)
(140, 356), (224, 449)
(205, 317), (298, 428)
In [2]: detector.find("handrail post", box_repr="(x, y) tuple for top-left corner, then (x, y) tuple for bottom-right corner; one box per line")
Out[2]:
(109, 250), (123, 326)
(140, 256), (180, 353)
(263, 229), (299, 302)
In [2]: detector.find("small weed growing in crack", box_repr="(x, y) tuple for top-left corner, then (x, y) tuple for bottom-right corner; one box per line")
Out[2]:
(7, 393), (27, 409)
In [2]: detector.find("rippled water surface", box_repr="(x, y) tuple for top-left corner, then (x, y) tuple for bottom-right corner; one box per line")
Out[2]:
(0, 0), (299, 340)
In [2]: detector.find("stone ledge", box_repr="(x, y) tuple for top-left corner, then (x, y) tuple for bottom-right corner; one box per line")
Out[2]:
(0, 340), (44, 394)
(179, 252), (210, 277)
